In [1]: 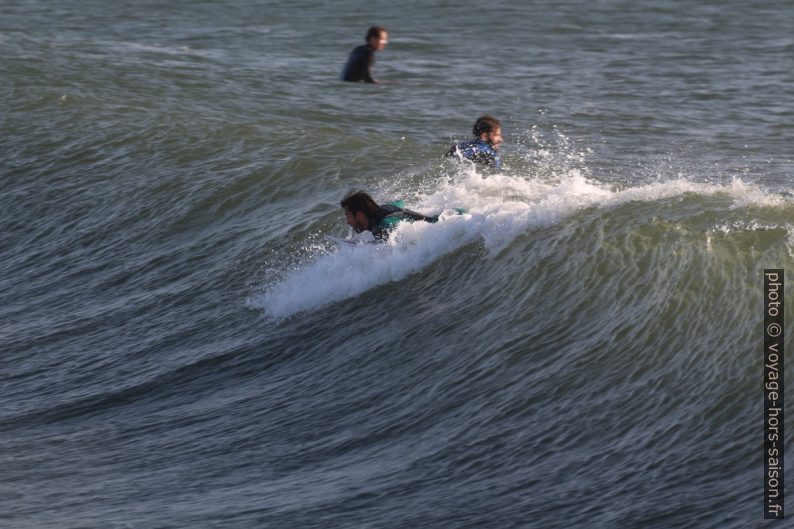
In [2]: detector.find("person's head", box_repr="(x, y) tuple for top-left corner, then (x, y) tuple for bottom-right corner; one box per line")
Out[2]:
(366, 26), (389, 51)
(473, 116), (503, 150)
(341, 191), (379, 231)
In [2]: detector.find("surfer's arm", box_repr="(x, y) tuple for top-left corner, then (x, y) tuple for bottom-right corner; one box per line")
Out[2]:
(365, 50), (377, 83)
(401, 209), (439, 223)
(476, 145), (501, 169)
(489, 152), (502, 170)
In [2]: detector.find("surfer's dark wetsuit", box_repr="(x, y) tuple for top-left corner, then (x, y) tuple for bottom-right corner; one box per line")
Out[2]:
(447, 139), (502, 170)
(341, 44), (376, 82)
(370, 204), (438, 240)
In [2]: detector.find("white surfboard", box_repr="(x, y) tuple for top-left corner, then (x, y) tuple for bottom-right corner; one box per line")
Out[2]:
(325, 235), (376, 246)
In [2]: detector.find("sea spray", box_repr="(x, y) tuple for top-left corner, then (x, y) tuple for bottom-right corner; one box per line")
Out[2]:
(249, 172), (787, 318)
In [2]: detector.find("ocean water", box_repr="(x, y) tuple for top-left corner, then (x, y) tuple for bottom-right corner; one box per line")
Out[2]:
(2, 1), (793, 527)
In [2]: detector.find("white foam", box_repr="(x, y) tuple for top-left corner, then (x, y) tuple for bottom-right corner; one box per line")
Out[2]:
(248, 172), (787, 318)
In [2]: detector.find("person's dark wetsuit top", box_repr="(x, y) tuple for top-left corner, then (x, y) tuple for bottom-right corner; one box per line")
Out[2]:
(447, 139), (501, 169)
(341, 44), (375, 82)
(370, 204), (438, 240)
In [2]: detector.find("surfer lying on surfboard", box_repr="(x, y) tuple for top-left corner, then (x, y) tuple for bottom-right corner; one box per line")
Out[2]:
(340, 191), (439, 242)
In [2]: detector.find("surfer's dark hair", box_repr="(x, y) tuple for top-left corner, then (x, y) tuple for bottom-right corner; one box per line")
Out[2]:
(366, 26), (387, 41)
(473, 116), (501, 136)
(341, 191), (379, 219)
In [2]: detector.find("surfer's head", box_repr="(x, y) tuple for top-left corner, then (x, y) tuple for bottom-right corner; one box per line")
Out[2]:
(341, 191), (379, 232)
(366, 26), (388, 51)
(473, 116), (502, 150)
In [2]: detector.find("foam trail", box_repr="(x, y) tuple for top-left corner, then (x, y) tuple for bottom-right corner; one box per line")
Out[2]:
(248, 215), (478, 318)
(249, 173), (786, 318)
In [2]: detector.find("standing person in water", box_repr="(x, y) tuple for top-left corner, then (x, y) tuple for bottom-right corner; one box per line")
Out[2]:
(341, 191), (438, 241)
(447, 116), (503, 170)
(341, 26), (389, 83)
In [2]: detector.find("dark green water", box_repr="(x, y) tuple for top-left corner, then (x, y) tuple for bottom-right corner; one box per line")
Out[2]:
(2, 1), (793, 527)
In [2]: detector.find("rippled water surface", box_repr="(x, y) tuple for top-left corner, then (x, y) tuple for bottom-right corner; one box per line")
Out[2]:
(2, 1), (793, 528)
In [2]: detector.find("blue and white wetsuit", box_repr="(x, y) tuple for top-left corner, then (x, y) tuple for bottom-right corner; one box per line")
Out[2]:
(447, 139), (501, 170)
